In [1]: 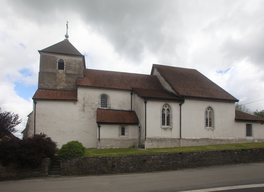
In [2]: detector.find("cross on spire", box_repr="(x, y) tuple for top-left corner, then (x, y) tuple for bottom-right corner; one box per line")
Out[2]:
(65, 21), (69, 39)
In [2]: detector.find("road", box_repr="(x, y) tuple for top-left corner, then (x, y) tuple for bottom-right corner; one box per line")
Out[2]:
(1, 163), (264, 192)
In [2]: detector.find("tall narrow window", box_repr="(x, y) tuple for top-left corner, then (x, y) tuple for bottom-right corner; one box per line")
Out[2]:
(162, 104), (171, 127)
(121, 127), (125, 136)
(205, 107), (214, 128)
(101, 94), (108, 108)
(246, 124), (252, 137)
(58, 59), (64, 70)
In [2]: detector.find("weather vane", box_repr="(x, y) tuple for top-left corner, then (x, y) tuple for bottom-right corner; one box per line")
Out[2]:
(65, 21), (69, 39)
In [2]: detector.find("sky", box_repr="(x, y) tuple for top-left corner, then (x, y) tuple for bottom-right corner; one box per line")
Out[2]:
(1, 0), (264, 138)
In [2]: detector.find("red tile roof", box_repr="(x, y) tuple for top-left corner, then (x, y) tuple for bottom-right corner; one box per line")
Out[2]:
(133, 88), (182, 100)
(152, 64), (238, 101)
(39, 39), (83, 56)
(235, 110), (264, 123)
(77, 69), (163, 90)
(97, 109), (139, 124)
(33, 89), (77, 100)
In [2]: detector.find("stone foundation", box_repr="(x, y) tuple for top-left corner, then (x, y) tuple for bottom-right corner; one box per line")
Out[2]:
(97, 138), (138, 149)
(61, 148), (264, 176)
(0, 158), (51, 181)
(145, 137), (264, 148)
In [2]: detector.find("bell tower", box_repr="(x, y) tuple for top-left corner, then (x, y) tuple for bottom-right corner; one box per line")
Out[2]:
(37, 23), (85, 91)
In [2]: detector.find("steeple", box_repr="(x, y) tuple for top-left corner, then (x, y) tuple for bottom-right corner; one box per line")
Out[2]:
(65, 21), (69, 39)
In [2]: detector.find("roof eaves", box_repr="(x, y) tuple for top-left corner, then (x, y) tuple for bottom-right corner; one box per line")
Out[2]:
(184, 95), (239, 102)
(235, 118), (264, 124)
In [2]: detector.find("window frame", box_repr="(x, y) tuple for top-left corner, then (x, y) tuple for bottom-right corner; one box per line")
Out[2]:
(57, 59), (65, 70)
(99, 94), (109, 108)
(119, 126), (129, 137)
(205, 107), (214, 129)
(161, 103), (172, 128)
(246, 124), (253, 137)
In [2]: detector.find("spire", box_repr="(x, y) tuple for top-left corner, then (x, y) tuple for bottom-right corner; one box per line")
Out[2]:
(65, 21), (69, 39)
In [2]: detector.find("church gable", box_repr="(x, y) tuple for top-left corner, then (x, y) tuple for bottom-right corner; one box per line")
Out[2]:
(152, 64), (238, 101)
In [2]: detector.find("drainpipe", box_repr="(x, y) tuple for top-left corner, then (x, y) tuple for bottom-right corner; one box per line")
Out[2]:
(33, 100), (37, 136)
(144, 98), (147, 141)
(97, 124), (101, 141)
(179, 97), (185, 147)
(130, 92), (133, 111)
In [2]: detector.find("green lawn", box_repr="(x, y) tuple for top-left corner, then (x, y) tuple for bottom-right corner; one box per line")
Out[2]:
(85, 142), (264, 157)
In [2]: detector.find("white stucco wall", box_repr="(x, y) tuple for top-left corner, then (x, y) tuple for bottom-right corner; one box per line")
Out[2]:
(100, 124), (138, 139)
(133, 94), (145, 142)
(146, 100), (180, 138)
(35, 100), (95, 148)
(180, 98), (264, 140)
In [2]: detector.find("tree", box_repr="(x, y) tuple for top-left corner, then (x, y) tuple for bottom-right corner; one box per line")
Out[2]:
(253, 110), (264, 118)
(235, 103), (251, 114)
(0, 108), (22, 138)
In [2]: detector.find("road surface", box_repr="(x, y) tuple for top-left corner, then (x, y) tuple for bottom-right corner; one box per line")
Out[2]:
(1, 162), (264, 191)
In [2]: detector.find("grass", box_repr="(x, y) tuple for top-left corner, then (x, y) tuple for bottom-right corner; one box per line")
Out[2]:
(84, 142), (264, 157)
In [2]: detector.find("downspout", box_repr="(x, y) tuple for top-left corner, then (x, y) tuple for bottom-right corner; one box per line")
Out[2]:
(144, 98), (147, 141)
(33, 100), (37, 136)
(130, 92), (133, 111)
(179, 97), (185, 147)
(97, 124), (101, 141)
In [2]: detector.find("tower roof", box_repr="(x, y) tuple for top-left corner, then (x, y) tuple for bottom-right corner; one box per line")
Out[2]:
(39, 39), (83, 56)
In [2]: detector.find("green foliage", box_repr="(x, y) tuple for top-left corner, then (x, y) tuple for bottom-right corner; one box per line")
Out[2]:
(58, 141), (85, 159)
(0, 108), (22, 138)
(235, 103), (251, 114)
(253, 110), (264, 118)
(0, 133), (56, 167)
(84, 142), (264, 157)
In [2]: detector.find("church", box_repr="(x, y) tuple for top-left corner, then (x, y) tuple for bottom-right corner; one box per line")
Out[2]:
(23, 35), (264, 149)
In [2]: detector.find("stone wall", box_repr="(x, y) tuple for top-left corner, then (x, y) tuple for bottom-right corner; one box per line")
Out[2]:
(97, 139), (138, 149)
(0, 158), (51, 181)
(145, 138), (264, 148)
(61, 148), (264, 176)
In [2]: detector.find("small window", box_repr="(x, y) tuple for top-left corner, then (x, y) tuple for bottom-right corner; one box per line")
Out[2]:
(162, 104), (171, 127)
(58, 59), (64, 70)
(121, 127), (125, 136)
(205, 107), (214, 128)
(100, 94), (108, 108)
(119, 126), (128, 137)
(246, 124), (252, 137)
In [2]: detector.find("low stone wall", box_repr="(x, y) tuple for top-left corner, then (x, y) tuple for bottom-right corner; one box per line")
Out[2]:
(145, 138), (264, 148)
(0, 158), (51, 181)
(97, 138), (138, 149)
(61, 148), (264, 176)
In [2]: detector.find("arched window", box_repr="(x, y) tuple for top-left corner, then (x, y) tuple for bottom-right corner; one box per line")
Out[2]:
(162, 104), (171, 127)
(58, 59), (65, 70)
(205, 107), (214, 128)
(100, 94), (108, 108)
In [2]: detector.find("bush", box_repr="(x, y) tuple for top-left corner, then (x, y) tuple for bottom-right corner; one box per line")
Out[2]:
(0, 139), (20, 166)
(18, 134), (57, 167)
(58, 141), (85, 159)
(0, 133), (56, 168)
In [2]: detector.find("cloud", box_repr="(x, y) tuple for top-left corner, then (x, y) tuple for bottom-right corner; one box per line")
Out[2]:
(1, 0), (264, 133)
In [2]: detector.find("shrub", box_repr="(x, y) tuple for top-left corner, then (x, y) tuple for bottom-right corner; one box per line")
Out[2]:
(0, 133), (56, 168)
(0, 139), (20, 166)
(58, 141), (85, 159)
(18, 133), (57, 167)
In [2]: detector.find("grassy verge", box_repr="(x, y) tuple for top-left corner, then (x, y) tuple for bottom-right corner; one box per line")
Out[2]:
(85, 142), (264, 157)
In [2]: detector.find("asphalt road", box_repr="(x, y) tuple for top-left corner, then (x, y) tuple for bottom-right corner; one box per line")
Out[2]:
(1, 163), (264, 192)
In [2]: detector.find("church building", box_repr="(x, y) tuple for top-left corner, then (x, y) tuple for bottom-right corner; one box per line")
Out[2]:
(23, 35), (264, 149)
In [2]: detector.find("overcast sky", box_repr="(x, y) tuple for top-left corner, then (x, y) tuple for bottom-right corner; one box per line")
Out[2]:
(1, 0), (264, 138)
